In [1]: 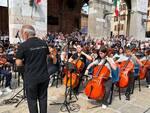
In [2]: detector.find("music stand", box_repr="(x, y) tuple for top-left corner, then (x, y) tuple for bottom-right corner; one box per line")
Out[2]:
(49, 39), (80, 113)
(3, 66), (26, 107)
(3, 79), (26, 107)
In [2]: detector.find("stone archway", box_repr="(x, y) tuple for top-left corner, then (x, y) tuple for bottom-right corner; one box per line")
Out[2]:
(47, 0), (88, 33)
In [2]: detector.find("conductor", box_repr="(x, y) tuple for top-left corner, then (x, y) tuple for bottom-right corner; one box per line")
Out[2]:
(15, 25), (49, 113)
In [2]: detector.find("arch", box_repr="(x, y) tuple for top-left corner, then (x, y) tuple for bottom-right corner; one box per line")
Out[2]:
(0, 6), (9, 35)
(124, 0), (131, 10)
(47, 0), (89, 33)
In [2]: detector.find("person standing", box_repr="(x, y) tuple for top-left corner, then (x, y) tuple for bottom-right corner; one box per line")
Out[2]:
(15, 25), (49, 113)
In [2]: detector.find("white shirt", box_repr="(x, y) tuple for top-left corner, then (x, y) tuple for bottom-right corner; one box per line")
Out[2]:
(91, 58), (115, 77)
(115, 54), (129, 62)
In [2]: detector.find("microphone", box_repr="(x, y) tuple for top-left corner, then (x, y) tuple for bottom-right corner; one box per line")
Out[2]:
(15, 31), (19, 38)
(15, 31), (22, 43)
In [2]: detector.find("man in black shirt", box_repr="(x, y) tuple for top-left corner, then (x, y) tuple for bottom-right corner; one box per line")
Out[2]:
(16, 25), (49, 113)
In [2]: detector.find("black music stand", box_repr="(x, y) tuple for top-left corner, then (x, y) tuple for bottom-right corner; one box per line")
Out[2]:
(49, 39), (80, 113)
(3, 66), (26, 107)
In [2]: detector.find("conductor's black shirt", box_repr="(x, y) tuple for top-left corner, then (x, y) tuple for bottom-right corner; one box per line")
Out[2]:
(16, 37), (49, 85)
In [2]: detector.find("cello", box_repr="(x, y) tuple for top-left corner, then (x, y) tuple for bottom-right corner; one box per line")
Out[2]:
(63, 70), (79, 88)
(117, 56), (134, 88)
(139, 57), (150, 80)
(63, 55), (84, 89)
(73, 58), (84, 72)
(84, 59), (110, 100)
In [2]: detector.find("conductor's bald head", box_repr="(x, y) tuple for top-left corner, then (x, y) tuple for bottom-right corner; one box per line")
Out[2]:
(21, 25), (36, 41)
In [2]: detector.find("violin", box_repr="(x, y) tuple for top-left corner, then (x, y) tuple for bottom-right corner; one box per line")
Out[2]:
(0, 54), (7, 65)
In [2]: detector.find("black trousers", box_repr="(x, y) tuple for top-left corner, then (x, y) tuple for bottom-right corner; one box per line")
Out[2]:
(25, 79), (49, 113)
(146, 69), (150, 85)
(102, 78), (113, 105)
(48, 64), (59, 75)
(125, 72), (134, 95)
(73, 74), (82, 93)
(0, 69), (12, 87)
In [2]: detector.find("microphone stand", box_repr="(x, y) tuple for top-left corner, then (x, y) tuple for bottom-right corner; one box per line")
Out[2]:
(15, 31), (22, 43)
(49, 39), (80, 113)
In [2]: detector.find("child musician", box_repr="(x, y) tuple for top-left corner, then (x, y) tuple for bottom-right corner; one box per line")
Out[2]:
(68, 43), (93, 94)
(115, 46), (143, 100)
(84, 46), (117, 109)
(140, 48), (150, 88)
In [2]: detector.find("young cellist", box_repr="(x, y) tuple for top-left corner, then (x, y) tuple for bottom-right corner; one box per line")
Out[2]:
(115, 46), (143, 100)
(140, 48), (150, 88)
(84, 45), (117, 109)
(68, 43), (93, 94)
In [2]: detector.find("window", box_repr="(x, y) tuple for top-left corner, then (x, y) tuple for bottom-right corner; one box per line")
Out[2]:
(118, 24), (120, 31)
(121, 24), (124, 30)
(114, 16), (118, 22)
(120, 5), (122, 11)
(148, 0), (150, 7)
(115, 16), (118, 21)
(114, 25), (116, 31)
(148, 10), (150, 16)
(123, 4), (126, 10)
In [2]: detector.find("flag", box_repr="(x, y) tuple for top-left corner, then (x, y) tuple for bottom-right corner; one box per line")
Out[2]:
(35, 0), (42, 5)
(114, 0), (120, 16)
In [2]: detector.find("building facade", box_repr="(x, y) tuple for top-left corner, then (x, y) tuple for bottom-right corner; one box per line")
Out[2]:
(48, 0), (87, 34)
(146, 0), (150, 37)
(0, 0), (149, 43)
(111, 0), (128, 37)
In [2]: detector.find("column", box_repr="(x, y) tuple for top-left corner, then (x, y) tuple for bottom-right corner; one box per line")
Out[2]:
(129, 0), (148, 40)
(88, 0), (112, 39)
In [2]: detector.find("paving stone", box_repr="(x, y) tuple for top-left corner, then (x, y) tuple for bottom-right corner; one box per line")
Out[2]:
(0, 84), (150, 113)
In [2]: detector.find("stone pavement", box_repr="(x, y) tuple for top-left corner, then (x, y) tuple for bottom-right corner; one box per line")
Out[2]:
(0, 81), (150, 113)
